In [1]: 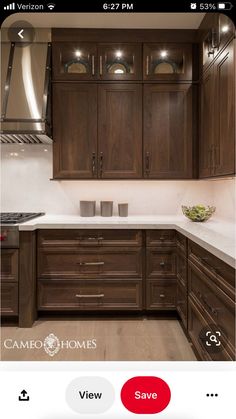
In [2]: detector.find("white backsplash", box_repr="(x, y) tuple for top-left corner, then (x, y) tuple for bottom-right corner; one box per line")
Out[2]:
(1, 145), (235, 220)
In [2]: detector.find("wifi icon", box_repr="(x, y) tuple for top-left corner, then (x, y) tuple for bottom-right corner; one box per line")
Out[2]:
(47, 3), (55, 10)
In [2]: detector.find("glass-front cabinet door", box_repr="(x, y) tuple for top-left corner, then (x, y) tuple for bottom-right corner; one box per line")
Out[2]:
(52, 42), (97, 80)
(144, 44), (192, 81)
(98, 44), (142, 80)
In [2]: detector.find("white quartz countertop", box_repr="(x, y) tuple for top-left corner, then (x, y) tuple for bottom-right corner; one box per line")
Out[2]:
(18, 215), (236, 268)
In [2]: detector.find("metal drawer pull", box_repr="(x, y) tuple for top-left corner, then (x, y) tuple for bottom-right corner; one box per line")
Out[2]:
(78, 261), (105, 266)
(92, 152), (96, 175)
(99, 56), (103, 75)
(145, 152), (150, 175)
(91, 55), (95, 75)
(160, 262), (165, 266)
(159, 294), (165, 298)
(146, 55), (149, 75)
(76, 294), (104, 298)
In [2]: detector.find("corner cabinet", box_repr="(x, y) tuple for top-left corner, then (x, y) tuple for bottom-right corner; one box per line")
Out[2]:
(143, 84), (193, 179)
(200, 40), (235, 178)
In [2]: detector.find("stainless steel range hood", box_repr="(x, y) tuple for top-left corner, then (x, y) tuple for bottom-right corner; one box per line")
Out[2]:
(0, 30), (52, 144)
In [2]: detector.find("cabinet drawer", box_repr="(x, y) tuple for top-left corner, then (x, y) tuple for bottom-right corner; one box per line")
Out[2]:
(38, 229), (142, 247)
(146, 230), (176, 247)
(1, 283), (18, 316)
(38, 280), (142, 311)
(146, 248), (176, 279)
(146, 280), (176, 310)
(188, 240), (235, 299)
(0, 249), (18, 282)
(188, 261), (235, 356)
(177, 249), (187, 286)
(188, 297), (233, 361)
(176, 231), (187, 254)
(38, 247), (143, 280)
(176, 281), (187, 329)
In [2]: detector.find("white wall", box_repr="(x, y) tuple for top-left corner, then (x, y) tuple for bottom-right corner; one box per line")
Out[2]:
(0, 145), (234, 220)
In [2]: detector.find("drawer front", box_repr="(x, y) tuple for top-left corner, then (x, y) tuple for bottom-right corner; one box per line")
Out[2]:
(188, 240), (235, 299)
(38, 280), (142, 310)
(0, 249), (18, 282)
(188, 297), (233, 361)
(38, 247), (142, 279)
(176, 231), (187, 254)
(38, 229), (142, 248)
(146, 230), (176, 247)
(188, 261), (235, 355)
(1, 283), (18, 316)
(177, 249), (187, 286)
(176, 281), (187, 328)
(146, 280), (176, 310)
(146, 248), (176, 279)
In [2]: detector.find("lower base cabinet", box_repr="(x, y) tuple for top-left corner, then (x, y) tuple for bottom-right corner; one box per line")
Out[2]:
(176, 281), (187, 328)
(0, 249), (19, 317)
(146, 280), (176, 310)
(38, 280), (142, 311)
(1, 283), (18, 316)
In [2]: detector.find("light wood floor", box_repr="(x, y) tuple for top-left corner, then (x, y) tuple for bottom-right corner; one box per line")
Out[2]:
(1, 317), (196, 361)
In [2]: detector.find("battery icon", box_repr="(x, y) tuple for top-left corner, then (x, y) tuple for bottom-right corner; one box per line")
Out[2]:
(217, 2), (233, 9)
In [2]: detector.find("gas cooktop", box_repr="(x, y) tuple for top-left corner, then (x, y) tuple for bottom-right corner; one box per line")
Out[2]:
(0, 212), (45, 224)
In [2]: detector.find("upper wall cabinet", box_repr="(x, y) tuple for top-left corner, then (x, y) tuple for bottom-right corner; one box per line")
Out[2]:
(143, 84), (193, 179)
(52, 42), (142, 81)
(52, 43), (98, 80)
(202, 14), (234, 73)
(143, 44), (192, 81)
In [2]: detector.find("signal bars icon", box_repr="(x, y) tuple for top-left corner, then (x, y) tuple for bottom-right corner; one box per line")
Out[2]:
(4, 2), (15, 10)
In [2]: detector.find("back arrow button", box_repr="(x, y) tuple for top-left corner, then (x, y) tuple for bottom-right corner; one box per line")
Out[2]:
(18, 29), (24, 39)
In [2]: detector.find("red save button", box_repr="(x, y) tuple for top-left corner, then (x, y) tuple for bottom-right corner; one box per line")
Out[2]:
(121, 376), (171, 414)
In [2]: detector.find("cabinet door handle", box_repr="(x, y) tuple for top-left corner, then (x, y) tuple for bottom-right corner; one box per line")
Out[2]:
(99, 56), (103, 75)
(159, 294), (165, 298)
(92, 152), (96, 175)
(77, 261), (105, 266)
(91, 55), (95, 75)
(76, 294), (104, 298)
(146, 55), (149, 75)
(100, 152), (103, 176)
(160, 262), (165, 266)
(145, 152), (150, 175)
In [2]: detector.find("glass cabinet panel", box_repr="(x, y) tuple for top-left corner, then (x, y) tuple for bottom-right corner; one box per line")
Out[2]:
(52, 43), (97, 80)
(99, 44), (142, 80)
(144, 44), (192, 81)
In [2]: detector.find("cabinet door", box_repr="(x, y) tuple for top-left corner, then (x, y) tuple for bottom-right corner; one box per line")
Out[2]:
(199, 66), (215, 178)
(214, 40), (235, 176)
(144, 84), (192, 179)
(53, 83), (97, 179)
(98, 84), (142, 178)
(98, 44), (142, 80)
(52, 43), (97, 80)
(144, 43), (192, 81)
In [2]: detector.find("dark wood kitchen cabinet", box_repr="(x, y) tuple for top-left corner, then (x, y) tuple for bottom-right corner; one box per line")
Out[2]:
(37, 229), (143, 311)
(146, 230), (177, 310)
(53, 83), (97, 179)
(0, 249), (18, 316)
(176, 232), (188, 329)
(199, 40), (235, 177)
(53, 83), (142, 179)
(52, 42), (141, 81)
(188, 240), (235, 361)
(143, 84), (193, 179)
(98, 84), (142, 178)
(144, 43), (192, 81)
